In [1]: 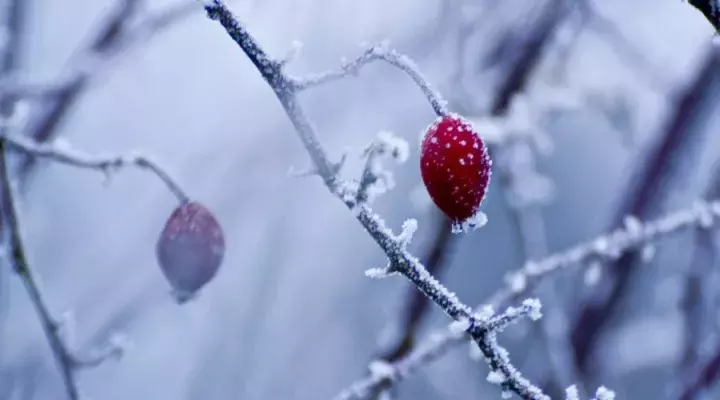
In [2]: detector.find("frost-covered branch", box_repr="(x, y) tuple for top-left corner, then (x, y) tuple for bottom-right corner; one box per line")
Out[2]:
(288, 41), (448, 116)
(0, 110), (129, 400)
(0, 0), (206, 100)
(0, 129), (189, 204)
(335, 198), (720, 397)
(332, 300), (544, 400)
(197, 1), (547, 399)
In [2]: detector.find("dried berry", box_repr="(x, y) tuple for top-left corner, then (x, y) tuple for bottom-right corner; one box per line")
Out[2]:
(156, 201), (225, 302)
(420, 114), (491, 232)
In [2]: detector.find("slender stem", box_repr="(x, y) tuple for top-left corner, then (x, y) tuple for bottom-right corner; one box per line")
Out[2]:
(0, 140), (79, 399)
(0, 133), (189, 204)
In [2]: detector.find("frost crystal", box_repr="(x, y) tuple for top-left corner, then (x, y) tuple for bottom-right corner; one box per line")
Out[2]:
(368, 360), (395, 380)
(593, 386), (616, 400)
(449, 318), (472, 335)
(584, 262), (602, 286)
(376, 130), (409, 163)
(640, 244), (656, 262)
(397, 219), (418, 245)
(487, 370), (507, 385)
(522, 298), (543, 321)
(451, 210), (488, 234)
(365, 266), (394, 279)
(565, 385), (580, 400)
(505, 271), (528, 292)
(473, 305), (495, 322)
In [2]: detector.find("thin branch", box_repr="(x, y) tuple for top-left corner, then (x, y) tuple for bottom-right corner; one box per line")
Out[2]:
(289, 42), (448, 117)
(570, 44), (720, 377)
(0, 132), (189, 204)
(14, 0), (211, 180)
(334, 198), (720, 397)
(576, 0), (670, 90)
(198, 1), (548, 399)
(676, 163), (720, 393)
(677, 344), (720, 400)
(0, 0), (207, 101)
(333, 300), (543, 400)
(0, 115), (128, 400)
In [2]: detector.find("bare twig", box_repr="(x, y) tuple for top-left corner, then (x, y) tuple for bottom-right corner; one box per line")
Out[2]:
(677, 344), (720, 400)
(676, 164), (720, 393)
(0, 0), (30, 388)
(0, 132), (189, 204)
(575, 0), (669, 90)
(14, 0), (211, 180)
(197, 1), (549, 399)
(570, 44), (720, 377)
(0, 113), (129, 400)
(335, 198), (720, 397)
(289, 41), (448, 116)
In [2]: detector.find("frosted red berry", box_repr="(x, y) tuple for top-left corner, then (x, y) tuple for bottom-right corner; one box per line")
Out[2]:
(420, 114), (491, 230)
(156, 201), (225, 302)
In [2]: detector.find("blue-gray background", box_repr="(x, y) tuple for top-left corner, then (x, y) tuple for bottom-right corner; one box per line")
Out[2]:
(1, 0), (720, 399)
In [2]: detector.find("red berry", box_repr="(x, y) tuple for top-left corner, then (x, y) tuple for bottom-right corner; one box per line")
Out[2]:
(420, 114), (491, 231)
(156, 201), (225, 302)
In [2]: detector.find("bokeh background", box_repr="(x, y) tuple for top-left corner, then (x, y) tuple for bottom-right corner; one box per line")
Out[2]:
(1, 0), (720, 399)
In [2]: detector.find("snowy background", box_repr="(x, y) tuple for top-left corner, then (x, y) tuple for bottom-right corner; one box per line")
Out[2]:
(1, 0), (720, 399)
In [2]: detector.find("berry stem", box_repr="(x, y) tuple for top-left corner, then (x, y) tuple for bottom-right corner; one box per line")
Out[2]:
(289, 42), (448, 117)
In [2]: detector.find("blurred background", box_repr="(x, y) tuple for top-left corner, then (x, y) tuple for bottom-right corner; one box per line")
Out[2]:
(1, 0), (720, 399)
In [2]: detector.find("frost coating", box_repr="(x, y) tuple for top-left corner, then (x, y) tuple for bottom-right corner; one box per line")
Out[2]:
(451, 210), (488, 234)
(592, 386), (616, 400)
(353, 131), (410, 207)
(487, 370), (506, 385)
(198, 3), (550, 400)
(565, 385), (580, 400)
(420, 113), (492, 231)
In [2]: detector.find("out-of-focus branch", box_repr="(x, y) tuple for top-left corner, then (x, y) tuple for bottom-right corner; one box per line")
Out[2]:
(0, 131), (190, 204)
(677, 345), (720, 400)
(0, 111), (129, 400)
(570, 44), (720, 378)
(575, 0), (669, 89)
(198, 2), (550, 399)
(12, 0), (210, 181)
(0, 0), (31, 374)
(678, 164), (720, 377)
(336, 198), (720, 396)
